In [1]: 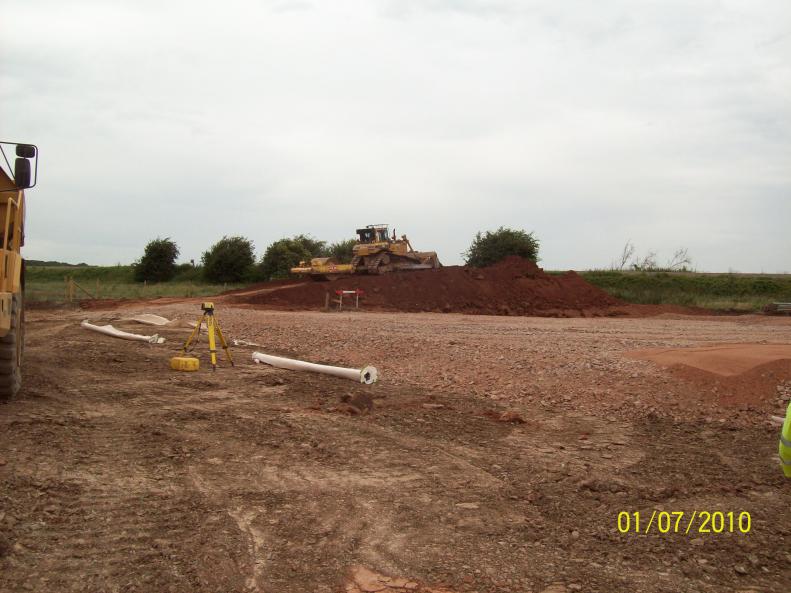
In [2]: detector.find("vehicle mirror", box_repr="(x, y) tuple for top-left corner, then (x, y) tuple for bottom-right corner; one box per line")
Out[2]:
(14, 158), (31, 189)
(16, 145), (36, 159)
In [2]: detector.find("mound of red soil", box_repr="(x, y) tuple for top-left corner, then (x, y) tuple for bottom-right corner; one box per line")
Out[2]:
(229, 256), (623, 317)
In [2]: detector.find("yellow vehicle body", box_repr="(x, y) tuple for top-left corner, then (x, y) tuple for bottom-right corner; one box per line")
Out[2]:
(290, 257), (354, 279)
(0, 175), (25, 333)
(290, 224), (441, 280)
(0, 141), (36, 397)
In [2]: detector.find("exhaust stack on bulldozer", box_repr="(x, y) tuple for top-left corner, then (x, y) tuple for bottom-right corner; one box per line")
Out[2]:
(290, 224), (441, 280)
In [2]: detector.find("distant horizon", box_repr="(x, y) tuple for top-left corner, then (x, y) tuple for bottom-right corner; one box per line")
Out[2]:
(26, 257), (790, 276)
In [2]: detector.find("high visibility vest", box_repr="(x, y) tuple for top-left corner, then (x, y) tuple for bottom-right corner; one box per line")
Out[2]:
(780, 400), (791, 478)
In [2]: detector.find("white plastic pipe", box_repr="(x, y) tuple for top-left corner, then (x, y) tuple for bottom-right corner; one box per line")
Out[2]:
(81, 320), (165, 344)
(123, 314), (172, 326)
(252, 351), (378, 385)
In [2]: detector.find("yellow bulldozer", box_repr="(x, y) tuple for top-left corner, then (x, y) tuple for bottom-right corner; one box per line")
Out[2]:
(0, 140), (37, 397)
(291, 224), (441, 280)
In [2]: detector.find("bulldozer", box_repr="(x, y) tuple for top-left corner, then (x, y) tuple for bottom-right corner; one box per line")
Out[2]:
(0, 140), (38, 397)
(291, 224), (441, 280)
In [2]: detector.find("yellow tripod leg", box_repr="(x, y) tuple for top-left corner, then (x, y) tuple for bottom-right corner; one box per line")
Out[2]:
(182, 314), (205, 354)
(214, 319), (234, 366)
(206, 315), (218, 370)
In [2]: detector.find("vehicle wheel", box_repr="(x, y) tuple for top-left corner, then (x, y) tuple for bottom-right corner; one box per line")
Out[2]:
(0, 294), (23, 398)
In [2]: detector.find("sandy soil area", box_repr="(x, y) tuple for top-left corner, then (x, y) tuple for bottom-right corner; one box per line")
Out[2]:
(628, 343), (791, 377)
(1, 304), (790, 592)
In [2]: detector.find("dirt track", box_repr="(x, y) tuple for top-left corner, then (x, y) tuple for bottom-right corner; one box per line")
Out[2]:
(1, 305), (790, 592)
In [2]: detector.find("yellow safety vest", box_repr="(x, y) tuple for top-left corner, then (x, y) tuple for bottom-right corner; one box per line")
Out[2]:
(780, 400), (791, 478)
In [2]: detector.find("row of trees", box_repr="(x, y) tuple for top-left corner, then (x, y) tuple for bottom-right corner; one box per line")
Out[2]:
(135, 229), (697, 285)
(260, 236), (357, 280)
(134, 235), (360, 283)
(135, 227), (542, 284)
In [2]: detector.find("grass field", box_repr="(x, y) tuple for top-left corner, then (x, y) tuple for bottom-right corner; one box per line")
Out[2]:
(25, 265), (243, 303)
(24, 264), (791, 310)
(579, 270), (791, 311)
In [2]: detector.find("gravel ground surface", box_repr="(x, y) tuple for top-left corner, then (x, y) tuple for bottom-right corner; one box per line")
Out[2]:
(207, 305), (791, 424)
(1, 304), (790, 593)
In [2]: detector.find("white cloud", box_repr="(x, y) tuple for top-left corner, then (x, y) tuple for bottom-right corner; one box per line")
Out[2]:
(1, 0), (789, 270)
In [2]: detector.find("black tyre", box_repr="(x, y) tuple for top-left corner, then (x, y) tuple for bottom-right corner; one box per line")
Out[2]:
(0, 294), (23, 397)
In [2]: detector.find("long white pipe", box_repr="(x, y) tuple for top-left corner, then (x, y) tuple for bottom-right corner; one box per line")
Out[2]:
(123, 314), (172, 326)
(252, 351), (378, 385)
(81, 320), (165, 344)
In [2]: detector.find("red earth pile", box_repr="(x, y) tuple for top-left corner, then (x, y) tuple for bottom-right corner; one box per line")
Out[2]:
(229, 256), (623, 317)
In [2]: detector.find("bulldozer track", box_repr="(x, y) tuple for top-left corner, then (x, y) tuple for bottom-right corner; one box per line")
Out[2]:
(366, 253), (389, 275)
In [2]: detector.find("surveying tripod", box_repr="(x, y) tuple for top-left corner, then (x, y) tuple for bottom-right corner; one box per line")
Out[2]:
(181, 302), (234, 370)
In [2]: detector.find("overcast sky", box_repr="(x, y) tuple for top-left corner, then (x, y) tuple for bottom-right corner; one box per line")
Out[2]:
(2, 0), (789, 271)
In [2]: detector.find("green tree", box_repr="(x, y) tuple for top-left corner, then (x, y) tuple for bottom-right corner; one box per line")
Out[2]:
(463, 227), (540, 267)
(202, 236), (255, 283)
(259, 237), (313, 280)
(133, 237), (179, 282)
(292, 234), (327, 258)
(326, 238), (357, 263)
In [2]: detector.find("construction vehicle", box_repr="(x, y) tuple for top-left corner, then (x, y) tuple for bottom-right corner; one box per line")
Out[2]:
(291, 224), (441, 280)
(0, 141), (38, 397)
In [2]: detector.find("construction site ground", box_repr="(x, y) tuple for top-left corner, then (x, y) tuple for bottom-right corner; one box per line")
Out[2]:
(1, 303), (790, 593)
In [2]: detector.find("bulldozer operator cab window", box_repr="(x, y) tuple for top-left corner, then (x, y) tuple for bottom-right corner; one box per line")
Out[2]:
(357, 229), (375, 243)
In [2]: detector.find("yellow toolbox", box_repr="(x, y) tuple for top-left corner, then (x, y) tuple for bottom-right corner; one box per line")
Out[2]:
(170, 356), (200, 372)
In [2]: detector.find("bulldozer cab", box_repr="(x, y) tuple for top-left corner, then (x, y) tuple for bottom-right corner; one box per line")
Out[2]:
(356, 225), (390, 245)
